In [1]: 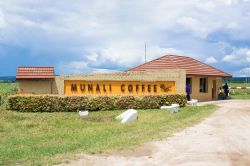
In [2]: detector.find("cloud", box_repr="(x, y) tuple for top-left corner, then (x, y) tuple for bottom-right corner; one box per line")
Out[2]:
(87, 45), (183, 67)
(0, 9), (5, 28)
(61, 45), (183, 74)
(177, 17), (211, 38)
(233, 67), (250, 77)
(222, 48), (250, 64)
(205, 56), (218, 64)
(0, 0), (250, 76)
(58, 61), (118, 75)
(195, 1), (216, 12)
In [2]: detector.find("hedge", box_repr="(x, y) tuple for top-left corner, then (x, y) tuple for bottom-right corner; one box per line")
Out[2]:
(7, 94), (186, 112)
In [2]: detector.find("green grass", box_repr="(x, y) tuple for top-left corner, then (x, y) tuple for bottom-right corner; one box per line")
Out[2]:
(227, 82), (250, 87)
(0, 83), (17, 108)
(226, 83), (250, 99)
(0, 105), (217, 166)
(0, 83), (17, 96)
(230, 94), (250, 99)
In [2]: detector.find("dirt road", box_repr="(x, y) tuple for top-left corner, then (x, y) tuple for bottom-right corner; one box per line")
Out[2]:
(62, 100), (250, 166)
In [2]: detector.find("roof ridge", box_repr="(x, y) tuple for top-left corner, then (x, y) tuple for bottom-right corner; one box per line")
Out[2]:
(128, 54), (232, 77)
(127, 55), (169, 71)
(128, 54), (191, 71)
(18, 66), (54, 68)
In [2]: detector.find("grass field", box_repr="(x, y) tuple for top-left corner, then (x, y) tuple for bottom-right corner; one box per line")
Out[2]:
(0, 105), (216, 166)
(227, 82), (250, 87)
(227, 83), (250, 99)
(0, 83), (17, 96)
(0, 83), (17, 107)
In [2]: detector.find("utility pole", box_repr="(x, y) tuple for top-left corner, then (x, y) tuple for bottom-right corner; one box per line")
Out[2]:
(145, 42), (147, 63)
(248, 64), (250, 85)
(245, 64), (250, 87)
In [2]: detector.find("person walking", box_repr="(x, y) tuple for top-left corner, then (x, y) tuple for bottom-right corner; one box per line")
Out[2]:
(223, 83), (229, 98)
(186, 84), (191, 101)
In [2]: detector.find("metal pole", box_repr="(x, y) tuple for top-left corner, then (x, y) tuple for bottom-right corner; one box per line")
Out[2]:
(145, 42), (147, 63)
(246, 64), (249, 87)
(246, 68), (247, 87)
(248, 64), (250, 86)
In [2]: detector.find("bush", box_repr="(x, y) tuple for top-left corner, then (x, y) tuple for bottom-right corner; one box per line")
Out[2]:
(140, 95), (161, 109)
(86, 96), (115, 111)
(160, 94), (187, 107)
(7, 94), (186, 112)
(59, 96), (89, 112)
(7, 96), (89, 112)
(115, 95), (141, 109)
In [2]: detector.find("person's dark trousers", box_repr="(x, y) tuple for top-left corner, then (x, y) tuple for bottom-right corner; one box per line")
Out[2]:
(187, 94), (191, 101)
(225, 90), (229, 99)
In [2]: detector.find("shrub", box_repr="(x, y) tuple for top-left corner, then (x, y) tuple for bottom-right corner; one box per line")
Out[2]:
(114, 95), (141, 109)
(7, 95), (89, 112)
(7, 94), (186, 112)
(58, 96), (89, 112)
(86, 96), (115, 111)
(140, 95), (161, 109)
(160, 94), (186, 107)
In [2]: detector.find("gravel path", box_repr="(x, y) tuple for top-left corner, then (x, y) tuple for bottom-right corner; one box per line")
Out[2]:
(61, 100), (250, 166)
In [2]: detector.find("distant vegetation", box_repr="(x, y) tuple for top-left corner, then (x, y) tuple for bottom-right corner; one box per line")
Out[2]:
(223, 77), (250, 84)
(0, 76), (16, 83)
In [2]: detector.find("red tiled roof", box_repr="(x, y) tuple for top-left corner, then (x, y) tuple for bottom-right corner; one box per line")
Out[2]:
(16, 66), (55, 79)
(128, 55), (232, 77)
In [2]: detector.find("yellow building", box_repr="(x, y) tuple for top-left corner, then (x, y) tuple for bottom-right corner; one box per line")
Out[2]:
(16, 55), (232, 101)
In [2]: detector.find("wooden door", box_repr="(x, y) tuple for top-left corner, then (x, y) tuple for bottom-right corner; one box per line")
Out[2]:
(212, 80), (217, 100)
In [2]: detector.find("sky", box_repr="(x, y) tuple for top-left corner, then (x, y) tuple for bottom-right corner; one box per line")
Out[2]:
(0, 0), (250, 77)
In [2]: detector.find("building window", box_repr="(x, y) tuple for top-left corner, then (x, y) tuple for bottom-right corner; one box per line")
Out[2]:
(200, 77), (208, 93)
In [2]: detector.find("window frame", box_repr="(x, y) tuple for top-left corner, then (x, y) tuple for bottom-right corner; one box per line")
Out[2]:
(199, 77), (208, 93)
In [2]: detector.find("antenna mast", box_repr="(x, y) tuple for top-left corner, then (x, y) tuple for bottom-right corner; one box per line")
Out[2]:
(248, 64), (250, 85)
(145, 42), (147, 63)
